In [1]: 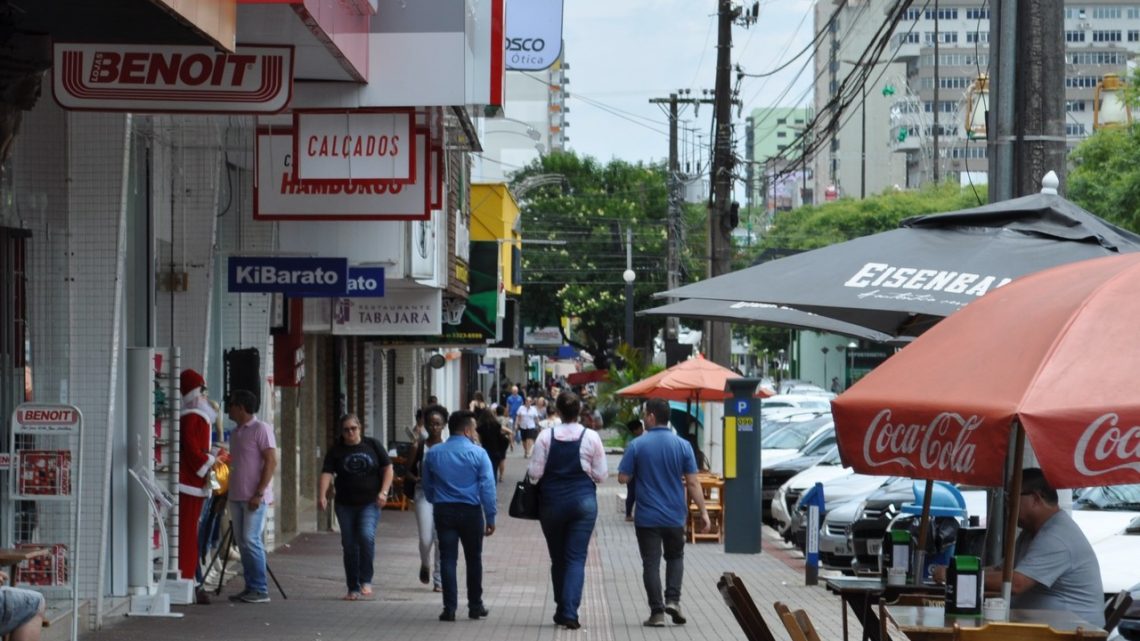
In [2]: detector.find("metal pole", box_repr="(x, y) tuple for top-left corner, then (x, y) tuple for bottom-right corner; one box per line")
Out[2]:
(624, 228), (634, 347)
(861, 81), (867, 199)
(933, 0), (940, 183)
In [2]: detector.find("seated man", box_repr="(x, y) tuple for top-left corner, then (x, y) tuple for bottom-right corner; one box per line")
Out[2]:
(0, 572), (46, 641)
(935, 468), (1104, 627)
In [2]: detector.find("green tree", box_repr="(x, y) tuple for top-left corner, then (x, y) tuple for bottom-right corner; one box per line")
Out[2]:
(510, 152), (705, 368)
(1067, 66), (1140, 233)
(1069, 127), (1140, 232)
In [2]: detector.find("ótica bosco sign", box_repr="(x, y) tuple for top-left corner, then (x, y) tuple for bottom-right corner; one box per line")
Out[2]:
(52, 43), (294, 113)
(294, 109), (416, 185)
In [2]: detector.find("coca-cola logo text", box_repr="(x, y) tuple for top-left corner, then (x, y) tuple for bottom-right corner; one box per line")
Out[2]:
(862, 409), (983, 474)
(1074, 413), (1140, 477)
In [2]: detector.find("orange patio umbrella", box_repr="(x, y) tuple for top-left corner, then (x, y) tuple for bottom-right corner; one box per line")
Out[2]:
(616, 355), (771, 402)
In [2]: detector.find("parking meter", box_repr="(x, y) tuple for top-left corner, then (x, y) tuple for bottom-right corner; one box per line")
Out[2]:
(723, 378), (763, 554)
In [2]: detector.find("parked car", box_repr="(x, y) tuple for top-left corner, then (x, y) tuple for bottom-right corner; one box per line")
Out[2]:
(761, 393), (834, 417)
(1072, 484), (1140, 595)
(849, 480), (987, 575)
(819, 498), (864, 572)
(762, 440), (837, 525)
(761, 415), (833, 466)
(770, 445), (890, 548)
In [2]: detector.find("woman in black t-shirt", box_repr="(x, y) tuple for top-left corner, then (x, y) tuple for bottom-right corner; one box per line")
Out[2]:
(318, 413), (393, 600)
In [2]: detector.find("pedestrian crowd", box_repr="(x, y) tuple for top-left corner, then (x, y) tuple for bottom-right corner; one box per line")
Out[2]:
(150, 380), (706, 632)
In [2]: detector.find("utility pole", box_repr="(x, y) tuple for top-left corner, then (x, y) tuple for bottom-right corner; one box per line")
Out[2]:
(983, 0), (1065, 570)
(708, 0), (737, 368)
(650, 90), (714, 365)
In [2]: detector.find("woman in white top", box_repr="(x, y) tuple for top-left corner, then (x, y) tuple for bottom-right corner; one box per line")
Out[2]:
(405, 404), (446, 591)
(526, 392), (607, 630)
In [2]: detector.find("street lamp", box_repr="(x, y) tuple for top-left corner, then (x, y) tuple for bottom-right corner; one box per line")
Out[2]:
(622, 268), (636, 347)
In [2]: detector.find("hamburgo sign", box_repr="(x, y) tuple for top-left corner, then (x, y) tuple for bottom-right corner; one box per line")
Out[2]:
(53, 43), (294, 113)
(255, 128), (435, 221)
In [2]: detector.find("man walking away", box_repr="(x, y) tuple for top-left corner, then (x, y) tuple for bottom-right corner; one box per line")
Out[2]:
(225, 389), (278, 604)
(422, 410), (497, 622)
(618, 398), (709, 627)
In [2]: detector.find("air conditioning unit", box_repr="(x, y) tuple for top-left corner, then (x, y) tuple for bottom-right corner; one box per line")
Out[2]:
(1079, 21), (1092, 29)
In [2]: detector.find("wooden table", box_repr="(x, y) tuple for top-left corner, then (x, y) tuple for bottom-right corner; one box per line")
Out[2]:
(825, 576), (946, 641)
(886, 605), (1107, 640)
(0, 547), (51, 584)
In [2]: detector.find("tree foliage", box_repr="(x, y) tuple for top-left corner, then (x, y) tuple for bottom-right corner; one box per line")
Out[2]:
(1068, 127), (1140, 233)
(509, 152), (705, 368)
(1066, 66), (1140, 233)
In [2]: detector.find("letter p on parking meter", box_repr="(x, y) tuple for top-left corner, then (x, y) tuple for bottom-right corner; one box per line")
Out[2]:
(723, 379), (763, 554)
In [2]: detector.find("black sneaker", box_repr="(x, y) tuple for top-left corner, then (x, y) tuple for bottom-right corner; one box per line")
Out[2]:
(240, 591), (270, 603)
(419, 565), (430, 585)
(227, 590), (251, 603)
(439, 610), (456, 622)
(469, 605), (489, 620)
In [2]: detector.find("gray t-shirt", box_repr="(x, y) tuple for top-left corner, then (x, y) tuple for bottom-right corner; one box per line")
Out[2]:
(1012, 509), (1105, 627)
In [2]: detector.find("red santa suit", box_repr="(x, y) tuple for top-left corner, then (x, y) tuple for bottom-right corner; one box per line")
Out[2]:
(178, 369), (217, 582)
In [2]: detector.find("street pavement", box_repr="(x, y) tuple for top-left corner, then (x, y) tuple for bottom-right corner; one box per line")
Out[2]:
(78, 451), (853, 641)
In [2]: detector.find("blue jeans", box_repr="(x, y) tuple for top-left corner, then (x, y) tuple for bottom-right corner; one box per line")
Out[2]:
(539, 495), (598, 622)
(229, 500), (269, 594)
(635, 526), (686, 613)
(335, 502), (380, 593)
(433, 503), (485, 614)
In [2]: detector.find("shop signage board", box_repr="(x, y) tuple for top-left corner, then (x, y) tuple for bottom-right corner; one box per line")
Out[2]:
(254, 129), (433, 220)
(332, 288), (441, 335)
(227, 256), (349, 295)
(505, 0), (564, 71)
(52, 43), (294, 113)
(293, 109), (416, 184)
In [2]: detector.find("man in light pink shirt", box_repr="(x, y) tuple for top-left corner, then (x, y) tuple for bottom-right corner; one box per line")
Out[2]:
(225, 389), (278, 603)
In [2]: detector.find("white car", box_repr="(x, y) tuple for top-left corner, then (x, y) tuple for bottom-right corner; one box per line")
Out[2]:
(761, 415), (833, 467)
(1070, 484), (1140, 594)
(762, 393), (835, 414)
(770, 446), (863, 535)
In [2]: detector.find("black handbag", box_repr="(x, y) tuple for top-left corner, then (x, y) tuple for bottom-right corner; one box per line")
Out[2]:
(508, 474), (540, 520)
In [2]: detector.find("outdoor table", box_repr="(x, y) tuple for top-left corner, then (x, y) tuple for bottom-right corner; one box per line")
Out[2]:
(885, 604), (1107, 641)
(825, 576), (945, 641)
(0, 546), (51, 583)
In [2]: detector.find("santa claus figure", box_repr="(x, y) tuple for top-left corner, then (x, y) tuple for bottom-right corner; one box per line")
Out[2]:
(178, 369), (217, 598)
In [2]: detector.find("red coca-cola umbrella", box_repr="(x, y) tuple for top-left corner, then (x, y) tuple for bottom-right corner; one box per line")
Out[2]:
(831, 252), (1140, 599)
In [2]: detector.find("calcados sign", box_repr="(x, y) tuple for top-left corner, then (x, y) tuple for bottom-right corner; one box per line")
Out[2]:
(53, 43), (294, 113)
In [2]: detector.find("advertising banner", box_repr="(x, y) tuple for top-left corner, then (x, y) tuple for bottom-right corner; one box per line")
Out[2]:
(53, 43), (293, 113)
(293, 109), (415, 184)
(331, 288), (441, 335)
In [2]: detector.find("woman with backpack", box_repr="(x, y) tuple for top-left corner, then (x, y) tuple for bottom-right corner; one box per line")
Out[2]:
(318, 413), (394, 600)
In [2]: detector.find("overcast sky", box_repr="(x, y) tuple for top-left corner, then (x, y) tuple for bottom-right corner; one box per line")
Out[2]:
(561, 0), (817, 168)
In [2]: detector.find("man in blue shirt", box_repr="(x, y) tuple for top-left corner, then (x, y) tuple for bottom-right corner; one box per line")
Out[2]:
(422, 409), (497, 622)
(618, 398), (709, 628)
(506, 385), (524, 422)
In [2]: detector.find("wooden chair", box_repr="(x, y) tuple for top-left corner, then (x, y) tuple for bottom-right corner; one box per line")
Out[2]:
(951, 622), (1098, 641)
(774, 601), (823, 641)
(1105, 589), (1133, 634)
(689, 475), (725, 543)
(717, 572), (778, 641)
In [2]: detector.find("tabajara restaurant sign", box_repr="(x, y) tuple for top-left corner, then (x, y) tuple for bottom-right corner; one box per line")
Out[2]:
(294, 110), (415, 184)
(332, 289), (441, 336)
(254, 128), (433, 221)
(53, 43), (294, 113)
